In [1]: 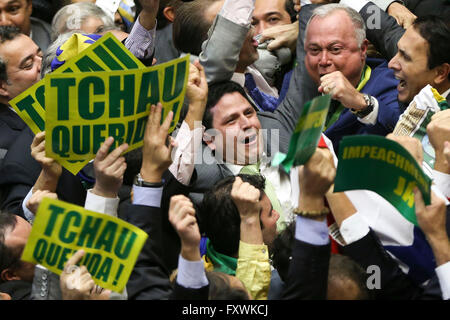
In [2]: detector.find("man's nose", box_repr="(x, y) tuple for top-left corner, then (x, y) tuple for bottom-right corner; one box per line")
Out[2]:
(388, 54), (400, 71)
(319, 50), (331, 66)
(0, 12), (12, 26)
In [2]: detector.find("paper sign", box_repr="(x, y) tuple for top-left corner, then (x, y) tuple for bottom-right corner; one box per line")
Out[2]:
(44, 55), (189, 164)
(9, 33), (147, 174)
(334, 135), (432, 226)
(21, 197), (148, 292)
(272, 94), (331, 172)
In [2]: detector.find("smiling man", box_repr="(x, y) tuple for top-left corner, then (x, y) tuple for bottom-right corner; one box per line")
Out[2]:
(0, 0), (51, 51)
(303, 3), (402, 152)
(0, 26), (42, 163)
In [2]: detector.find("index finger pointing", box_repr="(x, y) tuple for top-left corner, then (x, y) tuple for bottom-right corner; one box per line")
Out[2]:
(65, 249), (85, 271)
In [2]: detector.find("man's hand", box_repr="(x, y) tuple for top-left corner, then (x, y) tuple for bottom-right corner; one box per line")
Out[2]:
(92, 137), (129, 198)
(298, 148), (336, 212)
(26, 190), (57, 215)
(138, 0), (160, 30)
(185, 60), (208, 129)
(231, 177), (261, 219)
(259, 21), (299, 53)
(231, 177), (264, 245)
(168, 195), (201, 261)
(60, 250), (95, 300)
(141, 103), (176, 182)
(319, 71), (368, 111)
(386, 134), (423, 165)
(427, 109), (450, 174)
(387, 2), (417, 29)
(414, 189), (450, 266)
(31, 131), (62, 180)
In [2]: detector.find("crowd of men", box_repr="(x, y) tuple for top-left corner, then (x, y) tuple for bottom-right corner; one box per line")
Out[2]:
(0, 0), (449, 301)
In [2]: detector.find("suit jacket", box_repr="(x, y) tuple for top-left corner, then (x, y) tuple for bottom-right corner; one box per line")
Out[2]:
(0, 105), (27, 163)
(30, 17), (52, 53)
(125, 171), (208, 299)
(282, 239), (330, 300)
(0, 127), (86, 219)
(325, 57), (402, 153)
(343, 228), (444, 300)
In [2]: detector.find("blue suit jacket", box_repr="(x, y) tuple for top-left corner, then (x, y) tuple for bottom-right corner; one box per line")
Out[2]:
(325, 57), (402, 153)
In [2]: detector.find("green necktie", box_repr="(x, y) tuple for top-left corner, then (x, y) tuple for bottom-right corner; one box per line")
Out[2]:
(239, 164), (285, 232)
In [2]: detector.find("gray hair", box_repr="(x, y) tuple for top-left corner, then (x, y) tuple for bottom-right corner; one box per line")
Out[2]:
(51, 2), (115, 41)
(305, 4), (366, 48)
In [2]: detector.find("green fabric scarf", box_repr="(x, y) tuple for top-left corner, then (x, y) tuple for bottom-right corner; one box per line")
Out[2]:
(206, 239), (237, 276)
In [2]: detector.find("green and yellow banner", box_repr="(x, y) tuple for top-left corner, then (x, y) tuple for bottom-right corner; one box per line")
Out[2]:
(21, 197), (148, 293)
(9, 32), (189, 174)
(334, 135), (432, 226)
(272, 94), (331, 172)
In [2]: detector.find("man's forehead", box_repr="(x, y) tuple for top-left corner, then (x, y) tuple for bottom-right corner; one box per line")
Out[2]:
(398, 27), (429, 56)
(254, 0), (287, 15)
(0, 0), (29, 8)
(211, 92), (253, 118)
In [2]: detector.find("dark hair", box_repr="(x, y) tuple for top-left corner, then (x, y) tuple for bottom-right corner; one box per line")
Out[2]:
(204, 81), (255, 130)
(172, 0), (219, 56)
(328, 254), (371, 300)
(156, 0), (183, 30)
(412, 15), (450, 79)
(0, 26), (22, 82)
(284, 0), (298, 22)
(206, 271), (249, 300)
(271, 221), (295, 282)
(0, 213), (21, 284)
(199, 174), (265, 257)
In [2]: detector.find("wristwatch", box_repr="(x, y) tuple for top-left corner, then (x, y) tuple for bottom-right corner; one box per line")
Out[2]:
(133, 173), (164, 188)
(351, 94), (374, 118)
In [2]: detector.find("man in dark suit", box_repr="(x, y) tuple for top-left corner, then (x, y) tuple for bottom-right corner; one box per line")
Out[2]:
(0, 26), (42, 162)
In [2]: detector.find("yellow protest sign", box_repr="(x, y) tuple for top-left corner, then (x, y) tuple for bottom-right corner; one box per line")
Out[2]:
(45, 55), (190, 164)
(9, 33), (147, 174)
(21, 197), (148, 293)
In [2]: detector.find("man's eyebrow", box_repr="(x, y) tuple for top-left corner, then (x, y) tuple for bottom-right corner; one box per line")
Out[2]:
(7, 0), (21, 6)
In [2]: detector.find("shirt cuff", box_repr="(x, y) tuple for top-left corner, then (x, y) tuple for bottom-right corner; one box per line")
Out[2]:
(84, 189), (119, 217)
(220, 0), (255, 26)
(357, 97), (379, 125)
(132, 185), (163, 207)
(433, 170), (450, 199)
(238, 241), (269, 259)
(22, 189), (35, 224)
(125, 16), (156, 60)
(176, 255), (209, 289)
(169, 121), (204, 185)
(340, 212), (371, 245)
(340, 0), (370, 12)
(435, 262), (450, 300)
(295, 216), (330, 246)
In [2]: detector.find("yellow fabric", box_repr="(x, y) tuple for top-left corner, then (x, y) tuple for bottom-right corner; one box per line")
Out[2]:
(431, 87), (446, 103)
(235, 241), (271, 300)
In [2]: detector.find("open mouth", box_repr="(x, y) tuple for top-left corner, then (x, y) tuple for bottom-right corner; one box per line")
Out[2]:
(242, 134), (257, 145)
(395, 75), (407, 91)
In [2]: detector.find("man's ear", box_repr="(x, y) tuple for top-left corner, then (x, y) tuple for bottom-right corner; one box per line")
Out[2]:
(360, 39), (369, 60)
(163, 7), (176, 23)
(0, 268), (20, 282)
(433, 63), (450, 86)
(0, 80), (9, 99)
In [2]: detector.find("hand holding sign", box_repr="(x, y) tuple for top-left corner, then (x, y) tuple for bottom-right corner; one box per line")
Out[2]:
(26, 190), (58, 216)
(92, 137), (129, 198)
(298, 148), (336, 212)
(140, 103), (175, 182)
(31, 132), (62, 191)
(386, 134), (423, 165)
(60, 250), (95, 300)
(414, 189), (450, 266)
(169, 195), (201, 261)
(185, 60), (208, 130)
